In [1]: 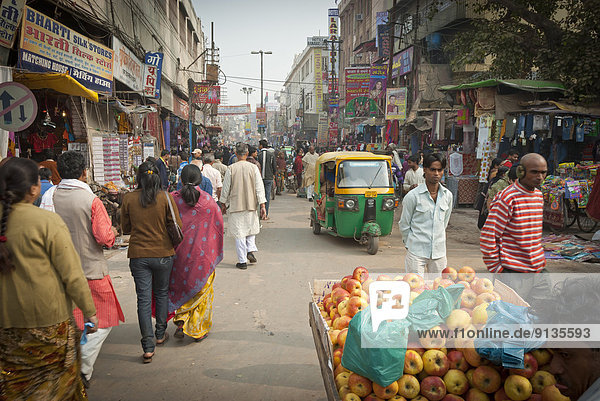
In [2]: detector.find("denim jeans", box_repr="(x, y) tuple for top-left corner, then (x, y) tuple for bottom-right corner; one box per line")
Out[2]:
(129, 256), (174, 353)
(263, 179), (273, 215)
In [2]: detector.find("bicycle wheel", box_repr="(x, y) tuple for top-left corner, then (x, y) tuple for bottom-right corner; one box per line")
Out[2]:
(564, 199), (577, 227)
(577, 212), (599, 233)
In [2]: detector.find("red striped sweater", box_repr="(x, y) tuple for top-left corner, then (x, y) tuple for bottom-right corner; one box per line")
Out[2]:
(480, 181), (546, 273)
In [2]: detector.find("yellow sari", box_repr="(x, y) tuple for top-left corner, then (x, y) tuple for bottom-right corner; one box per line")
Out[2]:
(173, 272), (215, 339)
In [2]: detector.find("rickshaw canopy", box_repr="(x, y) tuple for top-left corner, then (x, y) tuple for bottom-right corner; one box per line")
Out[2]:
(315, 152), (393, 193)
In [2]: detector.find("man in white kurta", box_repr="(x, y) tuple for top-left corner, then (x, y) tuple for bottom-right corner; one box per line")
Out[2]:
(302, 146), (319, 201)
(219, 144), (267, 269)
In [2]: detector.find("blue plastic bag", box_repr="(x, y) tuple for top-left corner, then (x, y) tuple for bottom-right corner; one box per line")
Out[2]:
(407, 285), (464, 331)
(341, 308), (411, 387)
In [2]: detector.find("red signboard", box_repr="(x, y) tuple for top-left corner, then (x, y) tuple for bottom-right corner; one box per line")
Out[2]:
(173, 94), (189, 120)
(345, 67), (370, 102)
(192, 84), (220, 104)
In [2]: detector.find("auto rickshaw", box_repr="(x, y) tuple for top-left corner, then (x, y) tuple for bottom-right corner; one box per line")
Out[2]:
(310, 152), (399, 254)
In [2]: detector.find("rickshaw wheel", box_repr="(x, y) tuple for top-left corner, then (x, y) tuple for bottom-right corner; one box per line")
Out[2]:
(367, 236), (379, 255)
(312, 220), (321, 235)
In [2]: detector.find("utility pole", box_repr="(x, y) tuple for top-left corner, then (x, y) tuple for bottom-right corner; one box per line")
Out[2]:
(251, 50), (272, 136)
(300, 87), (305, 140)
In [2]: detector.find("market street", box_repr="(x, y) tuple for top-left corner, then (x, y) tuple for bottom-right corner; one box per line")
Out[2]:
(87, 192), (586, 401)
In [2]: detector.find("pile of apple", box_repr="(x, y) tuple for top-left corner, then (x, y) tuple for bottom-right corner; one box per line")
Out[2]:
(316, 267), (569, 401)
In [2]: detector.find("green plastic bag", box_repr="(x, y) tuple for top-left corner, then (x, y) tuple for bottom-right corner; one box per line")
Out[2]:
(340, 308), (410, 387)
(407, 285), (464, 331)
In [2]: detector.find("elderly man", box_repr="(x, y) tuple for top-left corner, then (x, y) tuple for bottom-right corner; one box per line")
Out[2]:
(480, 153), (550, 304)
(399, 153), (453, 275)
(41, 151), (124, 387)
(302, 145), (319, 201)
(201, 153), (223, 202)
(219, 144), (267, 269)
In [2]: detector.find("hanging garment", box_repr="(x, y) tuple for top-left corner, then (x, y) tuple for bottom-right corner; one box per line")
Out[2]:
(525, 114), (534, 137)
(449, 152), (464, 176)
(562, 118), (573, 141)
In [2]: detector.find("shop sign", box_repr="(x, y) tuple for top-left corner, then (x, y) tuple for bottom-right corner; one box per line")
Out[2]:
(385, 87), (407, 120)
(317, 112), (328, 146)
(113, 37), (143, 92)
(314, 48), (322, 113)
(173, 94), (189, 120)
(143, 52), (163, 98)
(392, 46), (413, 78)
(218, 104), (250, 115)
(256, 106), (266, 127)
(328, 8), (339, 75)
(345, 67), (370, 102)
(345, 96), (377, 118)
(0, 0), (25, 49)
(377, 24), (390, 58)
(0, 81), (37, 131)
(18, 6), (114, 93)
(307, 36), (327, 47)
(369, 65), (387, 102)
(192, 83), (220, 104)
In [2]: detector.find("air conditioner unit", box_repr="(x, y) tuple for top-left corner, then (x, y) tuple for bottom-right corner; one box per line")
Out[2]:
(355, 13), (363, 21)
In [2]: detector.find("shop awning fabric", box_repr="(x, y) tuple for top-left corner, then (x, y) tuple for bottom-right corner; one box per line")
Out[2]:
(14, 72), (99, 102)
(439, 79), (565, 93)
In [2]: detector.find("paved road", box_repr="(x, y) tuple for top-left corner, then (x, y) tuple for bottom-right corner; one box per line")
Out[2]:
(88, 192), (586, 400)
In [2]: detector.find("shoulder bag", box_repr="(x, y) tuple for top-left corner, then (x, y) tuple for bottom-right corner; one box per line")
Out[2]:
(164, 192), (184, 247)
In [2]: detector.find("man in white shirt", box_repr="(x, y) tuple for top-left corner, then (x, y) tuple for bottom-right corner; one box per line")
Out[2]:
(201, 153), (223, 202)
(399, 153), (453, 275)
(402, 154), (425, 194)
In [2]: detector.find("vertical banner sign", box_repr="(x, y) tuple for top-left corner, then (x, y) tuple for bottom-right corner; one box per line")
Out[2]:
(19, 6), (114, 93)
(328, 8), (339, 79)
(314, 48), (322, 113)
(385, 87), (407, 120)
(328, 103), (339, 146)
(376, 11), (390, 58)
(256, 106), (266, 128)
(345, 67), (370, 102)
(113, 37), (143, 92)
(143, 52), (163, 98)
(0, 0), (25, 48)
(317, 112), (328, 147)
(369, 65), (387, 102)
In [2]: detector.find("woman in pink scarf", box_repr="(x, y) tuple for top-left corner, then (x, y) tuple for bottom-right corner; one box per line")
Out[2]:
(169, 164), (224, 341)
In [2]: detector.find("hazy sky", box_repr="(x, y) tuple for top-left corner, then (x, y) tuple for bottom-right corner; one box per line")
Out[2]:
(193, 0), (336, 107)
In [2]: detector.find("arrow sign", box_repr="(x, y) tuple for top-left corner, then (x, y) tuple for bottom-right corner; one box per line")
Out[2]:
(0, 91), (14, 124)
(0, 82), (37, 132)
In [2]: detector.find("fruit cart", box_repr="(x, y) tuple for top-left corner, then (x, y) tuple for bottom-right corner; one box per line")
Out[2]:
(307, 268), (571, 401)
(542, 162), (599, 233)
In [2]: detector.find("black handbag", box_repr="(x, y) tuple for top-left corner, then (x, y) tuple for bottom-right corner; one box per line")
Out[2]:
(165, 192), (184, 247)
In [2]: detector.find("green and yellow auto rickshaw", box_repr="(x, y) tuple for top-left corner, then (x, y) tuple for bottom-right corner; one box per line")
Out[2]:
(310, 152), (399, 254)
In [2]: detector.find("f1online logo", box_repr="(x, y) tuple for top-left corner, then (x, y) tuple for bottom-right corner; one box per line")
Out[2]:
(368, 281), (411, 332)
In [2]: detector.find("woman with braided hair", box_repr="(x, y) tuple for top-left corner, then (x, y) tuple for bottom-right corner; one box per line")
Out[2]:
(0, 157), (97, 400)
(168, 164), (223, 341)
(121, 161), (183, 363)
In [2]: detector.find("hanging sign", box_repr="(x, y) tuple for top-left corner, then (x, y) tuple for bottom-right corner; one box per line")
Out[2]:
(385, 87), (407, 120)
(192, 84), (220, 104)
(113, 37), (143, 92)
(143, 52), (163, 98)
(0, 81), (37, 131)
(0, 0), (25, 49)
(19, 6), (114, 93)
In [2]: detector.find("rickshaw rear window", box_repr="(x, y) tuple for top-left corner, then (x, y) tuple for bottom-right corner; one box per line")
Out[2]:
(337, 160), (391, 188)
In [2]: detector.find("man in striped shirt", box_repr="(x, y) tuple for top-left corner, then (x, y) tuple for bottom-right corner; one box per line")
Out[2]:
(480, 153), (550, 304)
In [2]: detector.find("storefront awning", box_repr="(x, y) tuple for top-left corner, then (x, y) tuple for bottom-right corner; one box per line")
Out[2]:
(353, 38), (376, 53)
(439, 79), (565, 93)
(13, 72), (99, 102)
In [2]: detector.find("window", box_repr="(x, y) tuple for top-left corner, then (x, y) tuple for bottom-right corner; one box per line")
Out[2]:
(187, 21), (193, 54)
(193, 34), (199, 55)
(337, 161), (391, 188)
(168, 0), (177, 30)
(179, 6), (187, 48)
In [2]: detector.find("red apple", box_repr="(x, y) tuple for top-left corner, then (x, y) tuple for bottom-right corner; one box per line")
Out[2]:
(333, 316), (352, 330)
(465, 388), (491, 401)
(403, 273), (425, 290)
(463, 347), (483, 367)
(343, 393), (362, 401)
(461, 289), (478, 309)
(448, 350), (469, 372)
(337, 328), (349, 348)
(347, 296), (368, 317)
(332, 287), (351, 304)
(363, 394), (385, 401)
(341, 275), (353, 289)
(346, 278), (362, 293)
(333, 347), (343, 366)
(334, 362), (349, 378)
(443, 395), (466, 401)
(373, 381), (399, 399)
(475, 293), (496, 306)
(446, 309), (472, 330)
(493, 388), (511, 401)
(421, 375), (447, 401)
(348, 373), (373, 397)
(442, 267), (458, 281)
(352, 266), (369, 283)
(329, 329), (340, 346)
(423, 349), (450, 377)
(332, 282), (342, 291)
(336, 371), (352, 390)
(509, 353), (538, 379)
(443, 369), (469, 395)
(473, 366), (501, 393)
(458, 266), (476, 282)
(472, 278), (494, 294)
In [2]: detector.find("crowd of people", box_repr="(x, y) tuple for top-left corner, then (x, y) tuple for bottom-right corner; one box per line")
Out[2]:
(1, 140), (599, 400)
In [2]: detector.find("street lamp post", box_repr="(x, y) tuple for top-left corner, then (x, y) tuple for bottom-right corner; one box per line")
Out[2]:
(251, 50), (272, 136)
(240, 87), (254, 105)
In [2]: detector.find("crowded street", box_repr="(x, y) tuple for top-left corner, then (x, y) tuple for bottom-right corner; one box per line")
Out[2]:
(1, 0), (600, 400)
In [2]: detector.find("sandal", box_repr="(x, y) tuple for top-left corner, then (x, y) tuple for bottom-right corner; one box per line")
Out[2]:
(174, 326), (184, 339)
(142, 351), (154, 363)
(156, 332), (169, 345)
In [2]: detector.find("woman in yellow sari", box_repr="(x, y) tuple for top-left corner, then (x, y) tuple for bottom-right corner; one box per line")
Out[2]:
(168, 165), (224, 340)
